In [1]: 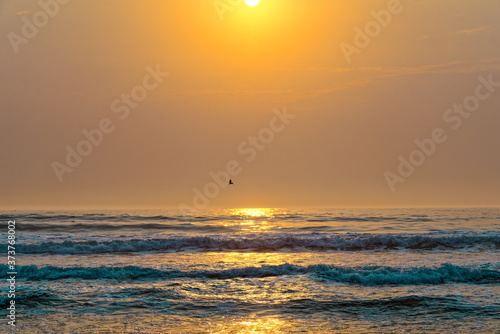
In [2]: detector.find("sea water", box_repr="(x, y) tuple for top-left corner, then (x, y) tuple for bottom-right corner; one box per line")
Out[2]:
(1, 208), (499, 333)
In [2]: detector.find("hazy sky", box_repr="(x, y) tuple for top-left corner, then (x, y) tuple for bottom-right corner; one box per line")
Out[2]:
(1, 0), (500, 209)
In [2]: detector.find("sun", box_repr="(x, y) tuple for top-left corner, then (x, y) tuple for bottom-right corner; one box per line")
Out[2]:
(245, 0), (260, 7)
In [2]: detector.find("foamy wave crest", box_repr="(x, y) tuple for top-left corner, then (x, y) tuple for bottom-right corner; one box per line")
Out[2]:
(1, 264), (498, 285)
(11, 232), (500, 254)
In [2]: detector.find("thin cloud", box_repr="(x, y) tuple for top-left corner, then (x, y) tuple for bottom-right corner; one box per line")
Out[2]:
(168, 79), (372, 103)
(169, 59), (500, 103)
(280, 58), (500, 77)
(458, 27), (487, 36)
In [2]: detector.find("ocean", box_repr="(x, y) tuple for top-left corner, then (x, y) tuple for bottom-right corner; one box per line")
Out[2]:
(1, 208), (499, 333)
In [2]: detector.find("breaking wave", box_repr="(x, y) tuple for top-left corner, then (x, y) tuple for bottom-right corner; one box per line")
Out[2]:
(10, 232), (499, 254)
(2, 263), (498, 285)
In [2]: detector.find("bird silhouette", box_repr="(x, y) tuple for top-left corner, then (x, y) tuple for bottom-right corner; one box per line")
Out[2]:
(229, 179), (234, 185)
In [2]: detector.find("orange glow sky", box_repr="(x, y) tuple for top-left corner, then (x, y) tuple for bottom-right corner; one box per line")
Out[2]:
(1, 0), (500, 209)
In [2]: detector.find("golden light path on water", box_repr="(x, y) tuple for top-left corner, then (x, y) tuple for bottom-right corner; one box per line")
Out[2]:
(223, 208), (277, 232)
(228, 208), (274, 217)
(208, 209), (300, 332)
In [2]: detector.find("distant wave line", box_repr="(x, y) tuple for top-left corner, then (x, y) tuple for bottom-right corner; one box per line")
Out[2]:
(2, 213), (498, 224)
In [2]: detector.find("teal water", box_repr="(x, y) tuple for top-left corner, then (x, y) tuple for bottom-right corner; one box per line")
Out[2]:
(2, 208), (499, 333)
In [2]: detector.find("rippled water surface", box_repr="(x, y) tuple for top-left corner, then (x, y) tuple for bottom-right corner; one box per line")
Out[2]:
(1, 208), (499, 333)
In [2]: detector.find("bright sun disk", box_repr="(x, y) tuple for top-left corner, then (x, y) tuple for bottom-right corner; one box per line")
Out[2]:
(245, 0), (260, 7)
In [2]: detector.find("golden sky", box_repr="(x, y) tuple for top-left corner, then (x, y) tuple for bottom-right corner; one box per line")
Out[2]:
(1, 0), (500, 209)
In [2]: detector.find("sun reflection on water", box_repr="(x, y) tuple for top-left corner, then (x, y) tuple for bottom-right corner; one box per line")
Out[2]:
(225, 317), (288, 333)
(229, 208), (275, 217)
(212, 252), (287, 266)
(219, 208), (278, 233)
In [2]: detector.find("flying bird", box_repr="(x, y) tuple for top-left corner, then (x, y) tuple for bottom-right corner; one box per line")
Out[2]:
(229, 179), (234, 185)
